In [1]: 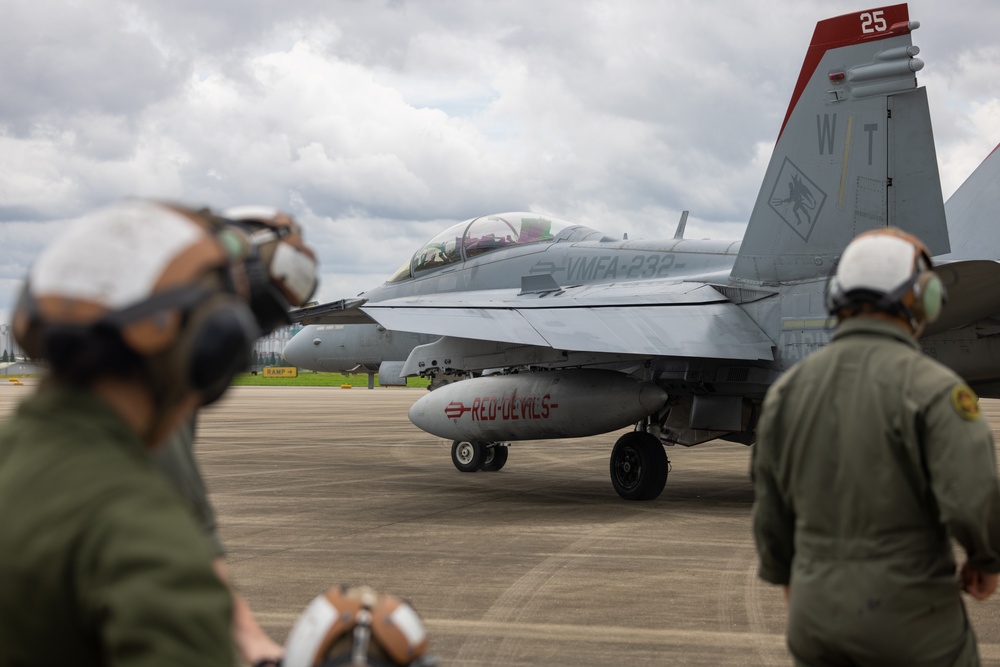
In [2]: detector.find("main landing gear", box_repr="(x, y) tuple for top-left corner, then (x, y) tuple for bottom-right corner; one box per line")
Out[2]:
(450, 433), (670, 501)
(610, 431), (669, 501)
(451, 440), (509, 472)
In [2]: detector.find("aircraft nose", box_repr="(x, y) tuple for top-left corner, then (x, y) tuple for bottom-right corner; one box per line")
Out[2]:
(282, 328), (319, 367)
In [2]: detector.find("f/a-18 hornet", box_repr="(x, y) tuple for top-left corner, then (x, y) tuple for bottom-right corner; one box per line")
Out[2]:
(287, 4), (1000, 500)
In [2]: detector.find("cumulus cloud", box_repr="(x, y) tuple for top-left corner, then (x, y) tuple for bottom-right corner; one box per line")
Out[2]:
(1, 0), (998, 319)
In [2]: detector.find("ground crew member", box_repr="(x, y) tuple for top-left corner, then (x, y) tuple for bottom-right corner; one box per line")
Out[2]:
(753, 227), (1000, 666)
(152, 205), (318, 666)
(0, 200), (267, 666)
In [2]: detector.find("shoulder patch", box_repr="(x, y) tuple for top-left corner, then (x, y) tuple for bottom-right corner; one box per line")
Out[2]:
(951, 385), (981, 421)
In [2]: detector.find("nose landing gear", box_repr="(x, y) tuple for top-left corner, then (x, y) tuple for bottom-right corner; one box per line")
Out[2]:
(451, 440), (509, 472)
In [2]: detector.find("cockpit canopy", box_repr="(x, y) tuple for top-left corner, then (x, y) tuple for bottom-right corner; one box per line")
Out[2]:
(388, 213), (581, 282)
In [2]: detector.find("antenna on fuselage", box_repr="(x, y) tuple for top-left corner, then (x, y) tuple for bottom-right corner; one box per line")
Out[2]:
(673, 211), (689, 239)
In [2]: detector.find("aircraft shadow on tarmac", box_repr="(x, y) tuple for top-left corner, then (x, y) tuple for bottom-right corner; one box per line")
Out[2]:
(385, 438), (756, 510)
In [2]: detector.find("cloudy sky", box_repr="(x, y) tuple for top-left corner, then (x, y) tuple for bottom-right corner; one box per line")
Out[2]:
(1, 0), (998, 326)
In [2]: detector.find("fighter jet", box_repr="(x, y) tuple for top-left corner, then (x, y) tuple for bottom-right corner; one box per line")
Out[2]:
(282, 212), (699, 385)
(292, 5), (1000, 500)
(282, 323), (438, 388)
(286, 140), (1000, 400)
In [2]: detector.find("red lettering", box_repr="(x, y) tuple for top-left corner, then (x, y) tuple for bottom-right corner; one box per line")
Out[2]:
(463, 394), (560, 421)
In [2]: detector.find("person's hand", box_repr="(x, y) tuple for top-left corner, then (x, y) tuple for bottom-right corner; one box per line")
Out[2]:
(961, 561), (999, 601)
(213, 558), (284, 665)
(236, 616), (283, 667)
(232, 588), (284, 665)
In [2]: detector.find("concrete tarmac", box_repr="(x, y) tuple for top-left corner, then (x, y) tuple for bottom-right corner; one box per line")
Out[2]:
(2, 382), (1000, 665)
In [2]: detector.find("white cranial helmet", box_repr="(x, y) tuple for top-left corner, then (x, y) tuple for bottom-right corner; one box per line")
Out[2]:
(826, 227), (945, 326)
(12, 199), (260, 406)
(284, 585), (437, 667)
(835, 234), (915, 294)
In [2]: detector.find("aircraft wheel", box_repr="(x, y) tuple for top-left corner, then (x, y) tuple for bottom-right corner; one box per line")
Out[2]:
(610, 432), (668, 501)
(451, 440), (486, 472)
(480, 444), (509, 472)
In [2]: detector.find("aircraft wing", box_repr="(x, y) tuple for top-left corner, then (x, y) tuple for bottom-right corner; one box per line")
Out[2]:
(925, 260), (1000, 335)
(362, 281), (775, 361)
(288, 298), (376, 325)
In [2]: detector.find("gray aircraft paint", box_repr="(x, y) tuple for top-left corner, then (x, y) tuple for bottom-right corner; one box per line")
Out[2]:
(732, 21), (949, 283)
(288, 7), (1000, 497)
(283, 323), (437, 374)
(937, 143), (1000, 262)
(367, 235), (741, 303)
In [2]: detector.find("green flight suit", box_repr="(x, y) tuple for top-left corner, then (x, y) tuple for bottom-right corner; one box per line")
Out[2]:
(0, 387), (234, 667)
(753, 317), (1000, 667)
(151, 418), (226, 557)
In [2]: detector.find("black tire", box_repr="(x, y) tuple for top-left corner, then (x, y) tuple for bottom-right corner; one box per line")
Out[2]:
(480, 444), (509, 472)
(609, 432), (668, 501)
(451, 440), (486, 472)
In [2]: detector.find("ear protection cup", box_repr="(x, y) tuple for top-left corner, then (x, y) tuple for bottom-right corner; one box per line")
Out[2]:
(874, 266), (945, 326)
(824, 275), (842, 315)
(911, 270), (944, 323)
(171, 293), (260, 405)
(862, 269), (944, 327)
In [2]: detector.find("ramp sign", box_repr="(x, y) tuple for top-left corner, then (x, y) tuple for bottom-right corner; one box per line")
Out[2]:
(263, 367), (298, 378)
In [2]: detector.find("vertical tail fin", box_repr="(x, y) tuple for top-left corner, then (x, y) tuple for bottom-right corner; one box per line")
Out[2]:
(731, 4), (949, 283)
(938, 143), (1000, 261)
